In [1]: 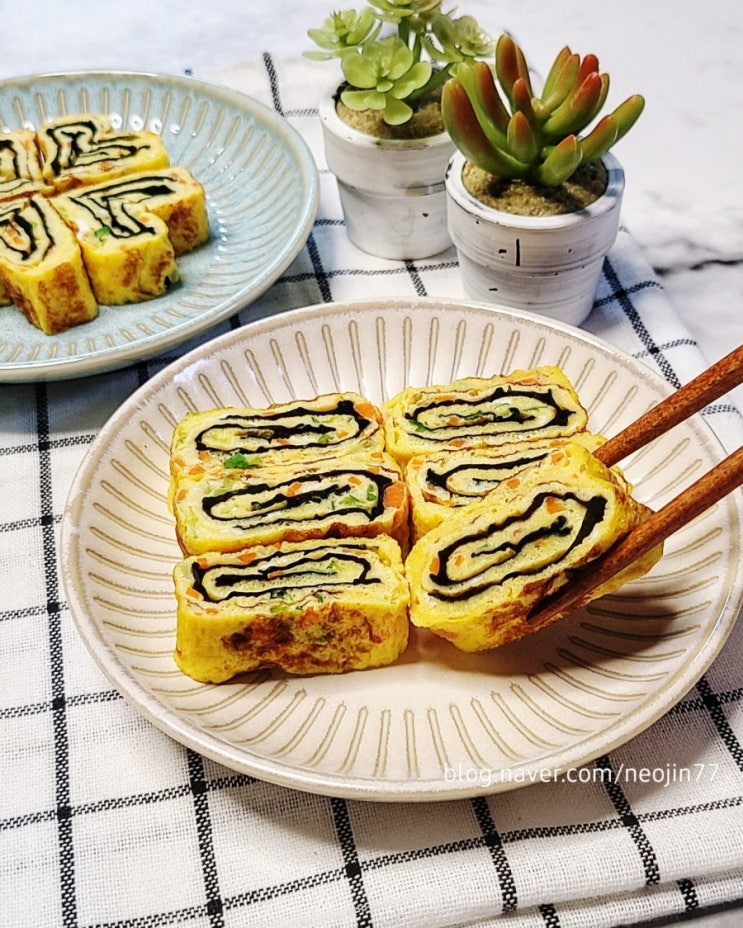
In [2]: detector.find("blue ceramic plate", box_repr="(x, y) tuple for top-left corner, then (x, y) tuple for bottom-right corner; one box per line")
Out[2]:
(0, 70), (319, 381)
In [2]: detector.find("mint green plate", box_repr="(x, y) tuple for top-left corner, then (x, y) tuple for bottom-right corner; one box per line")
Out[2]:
(0, 70), (319, 381)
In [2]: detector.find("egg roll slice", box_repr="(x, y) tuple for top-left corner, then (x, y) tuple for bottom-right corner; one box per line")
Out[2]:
(174, 535), (410, 682)
(54, 166), (209, 256)
(405, 441), (663, 652)
(171, 451), (409, 555)
(0, 130), (54, 205)
(130, 166), (209, 255)
(0, 195), (98, 334)
(54, 183), (179, 304)
(406, 433), (606, 540)
(170, 393), (387, 478)
(383, 366), (589, 464)
(38, 113), (170, 191)
(0, 132), (53, 308)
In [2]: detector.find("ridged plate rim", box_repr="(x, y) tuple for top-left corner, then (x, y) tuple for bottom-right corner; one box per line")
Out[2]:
(0, 69), (320, 382)
(60, 297), (743, 801)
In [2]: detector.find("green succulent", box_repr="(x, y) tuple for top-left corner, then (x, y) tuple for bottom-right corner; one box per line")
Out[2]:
(442, 34), (645, 186)
(305, 9), (381, 60)
(306, 1), (491, 126)
(425, 13), (491, 66)
(340, 36), (433, 125)
(367, 0), (441, 23)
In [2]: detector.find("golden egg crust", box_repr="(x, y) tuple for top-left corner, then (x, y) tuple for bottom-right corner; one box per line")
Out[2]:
(382, 365), (589, 465)
(173, 535), (410, 682)
(405, 441), (662, 652)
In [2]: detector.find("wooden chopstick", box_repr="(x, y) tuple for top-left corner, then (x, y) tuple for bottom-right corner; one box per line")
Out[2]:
(594, 344), (743, 467)
(526, 345), (743, 630)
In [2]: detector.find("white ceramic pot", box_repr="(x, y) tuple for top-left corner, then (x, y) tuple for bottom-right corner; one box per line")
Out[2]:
(445, 151), (625, 327)
(319, 92), (454, 260)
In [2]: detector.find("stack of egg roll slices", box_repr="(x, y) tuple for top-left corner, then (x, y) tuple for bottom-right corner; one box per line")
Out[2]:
(0, 113), (208, 334)
(170, 392), (411, 682)
(387, 367), (662, 649)
(170, 368), (663, 683)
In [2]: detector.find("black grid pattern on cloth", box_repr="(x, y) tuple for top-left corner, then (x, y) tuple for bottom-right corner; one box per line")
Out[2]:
(2, 51), (743, 928)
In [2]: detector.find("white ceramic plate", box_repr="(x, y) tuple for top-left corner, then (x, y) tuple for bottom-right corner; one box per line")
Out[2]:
(0, 70), (319, 381)
(61, 298), (743, 801)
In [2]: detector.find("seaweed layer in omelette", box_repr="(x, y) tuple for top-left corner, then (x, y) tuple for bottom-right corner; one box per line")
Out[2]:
(169, 392), (386, 478)
(171, 451), (409, 555)
(382, 365), (589, 464)
(0, 115), (210, 332)
(170, 376), (664, 680)
(173, 535), (410, 682)
(405, 441), (663, 652)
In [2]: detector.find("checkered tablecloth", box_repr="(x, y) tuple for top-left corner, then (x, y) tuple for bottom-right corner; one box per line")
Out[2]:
(2, 55), (742, 928)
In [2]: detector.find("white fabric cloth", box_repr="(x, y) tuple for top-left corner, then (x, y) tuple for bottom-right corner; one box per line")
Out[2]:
(1, 55), (742, 928)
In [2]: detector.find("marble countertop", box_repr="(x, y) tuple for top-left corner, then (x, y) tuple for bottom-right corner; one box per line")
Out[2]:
(4, 0), (741, 407)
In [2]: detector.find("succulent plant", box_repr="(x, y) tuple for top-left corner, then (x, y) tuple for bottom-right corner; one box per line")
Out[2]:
(339, 36), (433, 126)
(306, 9), (381, 59)
(306, 1), (491, 126)
(442, 34), (645, 185)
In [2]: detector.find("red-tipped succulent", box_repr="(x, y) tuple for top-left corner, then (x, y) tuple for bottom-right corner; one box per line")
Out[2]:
(442, 34), (645, 186)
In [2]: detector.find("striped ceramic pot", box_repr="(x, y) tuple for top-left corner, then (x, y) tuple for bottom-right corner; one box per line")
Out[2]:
(319, 91), (455, 261)
(445, 150), (625, 327)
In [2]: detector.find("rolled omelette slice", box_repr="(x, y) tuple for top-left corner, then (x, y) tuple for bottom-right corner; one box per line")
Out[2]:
(173, 534), (410, 682)
(0, 195), (98, 334)
(170, 393), (387, 478)
(405, 433), (606, 540)
(0, 130), (53, 204)
(38, 113), (170, 191)
(134, 166), (210, 255)
(54, 166), (209, 256)
(0, 132), (53, 304)
(171, 451), (410, 555)
(54, 180), (179, 304)
(382, 366), (589, 464)
(405, 441), (663, 652)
